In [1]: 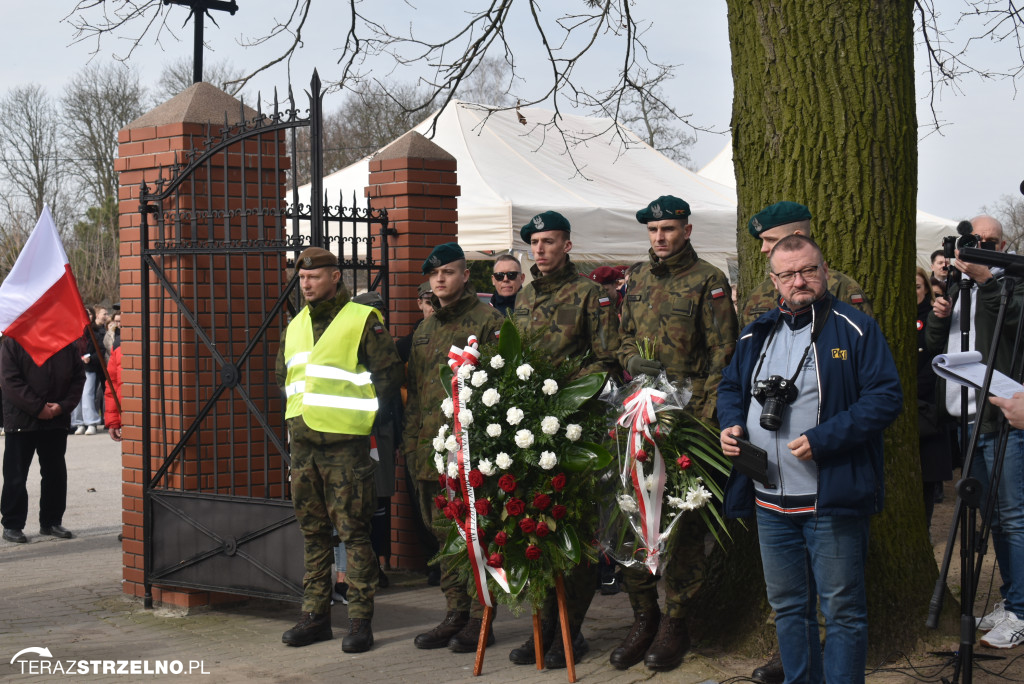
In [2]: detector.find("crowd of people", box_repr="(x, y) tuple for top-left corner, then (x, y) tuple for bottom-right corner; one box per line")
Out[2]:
(6, 194), (1023, 683)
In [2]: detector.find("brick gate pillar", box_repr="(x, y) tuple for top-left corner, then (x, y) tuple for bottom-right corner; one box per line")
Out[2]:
(365, 131), (459, 571)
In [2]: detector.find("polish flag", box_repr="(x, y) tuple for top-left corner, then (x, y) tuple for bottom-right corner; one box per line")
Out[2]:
(0, 206), (89, 366)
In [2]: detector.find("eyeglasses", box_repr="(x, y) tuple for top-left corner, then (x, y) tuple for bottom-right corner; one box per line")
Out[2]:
(492, 271), (521, 281)
(772, 263), (823, 285)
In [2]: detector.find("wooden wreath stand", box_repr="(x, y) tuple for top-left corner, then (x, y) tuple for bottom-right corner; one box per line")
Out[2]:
(472, 575), (576, 682)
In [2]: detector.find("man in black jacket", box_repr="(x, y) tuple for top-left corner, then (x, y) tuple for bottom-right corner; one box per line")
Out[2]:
(0, 337), (85, 543)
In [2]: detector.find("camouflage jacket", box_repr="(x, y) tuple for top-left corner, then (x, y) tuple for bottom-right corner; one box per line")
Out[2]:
(512, 257), (621, 378)
(276, 286), (405, 447)
(402, 287), (504, 481)
(618, 243), (738, 424)
(739, 269), (872, 329)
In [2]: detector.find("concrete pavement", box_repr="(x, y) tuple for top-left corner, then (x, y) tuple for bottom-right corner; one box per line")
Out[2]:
(0, 432), (753, 683)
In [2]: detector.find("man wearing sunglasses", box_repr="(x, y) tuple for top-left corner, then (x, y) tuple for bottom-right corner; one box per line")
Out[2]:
(739, 202), (872, 329)
(490, 255), (524, 318)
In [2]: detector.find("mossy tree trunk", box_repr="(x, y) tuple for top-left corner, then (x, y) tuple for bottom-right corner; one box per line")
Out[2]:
(705, 0), (957, 659)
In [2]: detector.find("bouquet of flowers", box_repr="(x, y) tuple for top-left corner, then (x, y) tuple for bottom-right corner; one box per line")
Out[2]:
(432, 319), (613, 611)
(601, 339), (732, 575)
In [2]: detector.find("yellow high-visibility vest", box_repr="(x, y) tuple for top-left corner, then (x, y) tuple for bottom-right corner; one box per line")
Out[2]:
(283, 302), (381, 434)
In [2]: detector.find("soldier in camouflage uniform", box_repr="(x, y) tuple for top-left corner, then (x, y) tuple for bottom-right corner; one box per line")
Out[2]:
(610, 195), (738, 672)
(401, 242), (505, 653)
(276, 247), (404, 653)
(508, 210), (622, 670)
(739, 201), (872, 329)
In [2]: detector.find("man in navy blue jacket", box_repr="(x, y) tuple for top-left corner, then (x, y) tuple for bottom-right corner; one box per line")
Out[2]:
(718, 234), (902, 684)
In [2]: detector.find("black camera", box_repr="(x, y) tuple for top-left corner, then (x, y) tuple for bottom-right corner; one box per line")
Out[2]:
(752, 375), (799, 431)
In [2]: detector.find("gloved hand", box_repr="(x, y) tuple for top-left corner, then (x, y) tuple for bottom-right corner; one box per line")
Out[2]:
(626, 355), (663, 378)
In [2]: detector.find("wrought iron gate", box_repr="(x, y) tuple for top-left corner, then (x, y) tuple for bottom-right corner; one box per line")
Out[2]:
(138, 71), (392, 606)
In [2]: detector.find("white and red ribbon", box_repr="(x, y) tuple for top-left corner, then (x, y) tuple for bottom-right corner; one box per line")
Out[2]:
(447, 336), (510, 605)
(617, 386), (669, 574)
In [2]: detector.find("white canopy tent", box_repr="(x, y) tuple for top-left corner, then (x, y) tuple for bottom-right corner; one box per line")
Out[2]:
(698, 139), (956, 268)
(295, 101), (739, 273)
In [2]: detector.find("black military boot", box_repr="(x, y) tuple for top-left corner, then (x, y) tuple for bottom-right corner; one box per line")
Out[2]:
(609, 607), (661, 669)
(448, 617), (496, 652)
(281, 611), (332, 647)
(751, 653), (785, 684)
(643, 616), (689, 671)
(341, 618), (374, 653)
(543, 629), (589, 670)
(414, 610), (469, 649)
(508, 621), (555, 665)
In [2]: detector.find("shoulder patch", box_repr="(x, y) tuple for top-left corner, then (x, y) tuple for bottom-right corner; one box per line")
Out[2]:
(598, 296), (611, 307)
(711, 287), (726, 299)
(850, 294), (865, 304)
(372, 322), (385, 334)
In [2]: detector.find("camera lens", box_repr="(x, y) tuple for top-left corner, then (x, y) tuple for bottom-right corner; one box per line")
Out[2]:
(760, 398), (785, 431)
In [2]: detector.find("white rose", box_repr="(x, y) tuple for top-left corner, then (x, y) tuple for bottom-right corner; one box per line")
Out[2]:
(516, 363), (534, 381)
(486, 423), (502, 438)
(471, 370), (488, 387)
(432, 436), (446, 452)
(441, 397), (454, 418)
(495, 452), (513, 469)
(542, 379), (558, 395)
(490, 354), (505, 370)
(618, 495), (639, 514)
(459, 408), (474, 426)
(437, 424), (449, 438)
(482, 388), (501, 407)
(461, 387), (473, 402)
(478, 459), (496, 476)
(514, 429), (534, 448)
(506, 407), (524, 425)
(444, 434), (458, 452)
(447, 461), (459, 479)
(434, 454), (445, 474)
(538, 451), (557, 470)
(458, 364), (473, 380)
(565, 424), (582, 442)
(541, 416), (560, 435)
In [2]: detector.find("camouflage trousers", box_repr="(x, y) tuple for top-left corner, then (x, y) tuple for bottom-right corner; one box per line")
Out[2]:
(535, 562), (599, 634)
(621, 514), (707, 619)
(413, 478), (484, 618)
(290, 436), (378, 619)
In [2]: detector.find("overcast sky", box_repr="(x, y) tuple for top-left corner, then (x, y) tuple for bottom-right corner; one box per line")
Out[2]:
(5, 1), (1022, 224)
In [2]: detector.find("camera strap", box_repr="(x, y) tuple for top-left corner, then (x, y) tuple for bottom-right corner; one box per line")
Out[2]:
(751, 300), (833, 394)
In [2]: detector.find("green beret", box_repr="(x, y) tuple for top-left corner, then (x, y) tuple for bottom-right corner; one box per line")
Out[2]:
(417, 281), (432, 297)
(421, 242), (465, 274)
(520, 211), (571, 242)
(748, 201), (812, 239)
(636, 195), (691, 224)
(296, 247), (338, 270)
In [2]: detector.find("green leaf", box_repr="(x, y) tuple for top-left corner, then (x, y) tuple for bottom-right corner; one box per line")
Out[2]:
(439, 364), (454, 399)
(554, 373), (607, 411)
(496, 319), (521, 361)
(556, 524), (582, 564)
(505, 561), (528, 597)
(439, 526), (466, 556)
(561, 441), (613, 472)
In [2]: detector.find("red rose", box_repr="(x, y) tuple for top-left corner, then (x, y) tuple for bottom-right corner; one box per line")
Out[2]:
(443, 504), (456, 520)
(468, 469), (484, 488)
(505, 498), (525, 517)
(434, 494), (448, 510)
(677, 454), (692, 470)
(487, 553), (504, 568)
(636, 449), (648, 463)
(498, 474), (517, 493)
(519, 517), (537, 534)
(535, 521), (550, 537)
(494, 531), (508, 546)
(551, 504), (567, 520)
(438, 474), (447, 488)
(474, 499), (492, 516)
(550, 473), (567, 492)
(525, 544), (542, 560)
(532, 493), (551, 510)
(452, 498), (468, 518)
